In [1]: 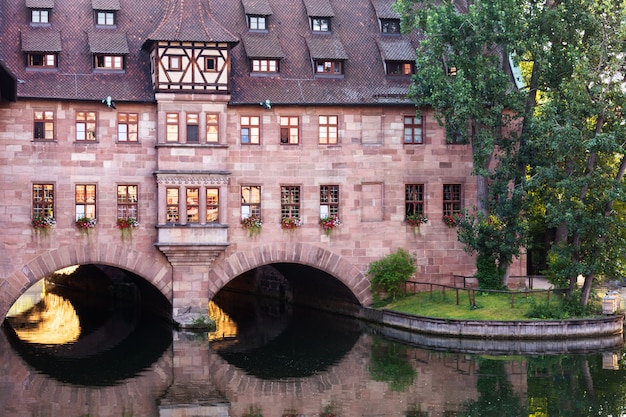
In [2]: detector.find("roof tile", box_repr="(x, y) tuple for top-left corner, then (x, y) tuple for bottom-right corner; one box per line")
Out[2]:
(25, 0), (55, 8)
(376, 38), (416, 61)
(88, 31), (129, 54)
(306, 37), (348, 60)
(242, 34), (284, 59)
(241, 0), (272, 16)
(371, 0), (400, 19)
(302, 0), (334, 17)
(21, 30), (62, 52)
(92, 0), (121, 10)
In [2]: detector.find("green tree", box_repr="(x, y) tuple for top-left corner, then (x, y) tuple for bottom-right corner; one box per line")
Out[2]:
(396, 0), (626, 302)
(368, 248), (416, 300)
(395, 0), (529, 289)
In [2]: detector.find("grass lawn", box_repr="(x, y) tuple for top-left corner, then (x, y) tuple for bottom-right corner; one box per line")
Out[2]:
(373, 288), (604, 321)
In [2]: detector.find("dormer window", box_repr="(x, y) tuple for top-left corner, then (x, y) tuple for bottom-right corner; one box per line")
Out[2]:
(312, 17), (330, 32)
(95, 54), (123, 70)
(252, 59), (278, 74)
(242, 34), (285, 76)
(28, 53), (57, 68)
(387, 62), (414, 76)
(96, 10), (115, 26)
(31, 9), (50, 24)
(248, 15), (267, 31)
(381, 19), (401, 34)
(315, 60), (342, 75)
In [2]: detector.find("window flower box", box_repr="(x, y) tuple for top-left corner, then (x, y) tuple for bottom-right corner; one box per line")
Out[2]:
(241, 214), (263, 237)
(406, 213), (428, 227)
(76, 217), (97, 235)
(281, 216), (302, 230)
(32, 215), (56, 235)
(442, 214), (458, 227)
(319, 215), (342, 236)
(116, 216), (138, 240)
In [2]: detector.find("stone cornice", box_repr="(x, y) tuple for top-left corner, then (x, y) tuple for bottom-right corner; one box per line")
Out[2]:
(155, 171), (230, 186)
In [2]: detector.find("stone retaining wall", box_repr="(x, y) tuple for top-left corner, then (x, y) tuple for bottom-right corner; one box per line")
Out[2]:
(361, 308), (624, 340)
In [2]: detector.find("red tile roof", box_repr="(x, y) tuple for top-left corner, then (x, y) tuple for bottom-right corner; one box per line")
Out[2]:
(25, 0), (55, 8)
(91, 0), (120, 10)
(302, 0), (335, 17)
(1, 0), (424, 105)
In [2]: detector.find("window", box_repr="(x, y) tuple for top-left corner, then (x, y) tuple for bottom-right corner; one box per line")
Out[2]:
(96, 11), (115, 26)
(280, 116), (299, 144)
(33, 184), (54, 219)
(281, 186), (300, 219)
(205, 57), (217, 72)
(403, 115), (423, 144)
(28, 53), (56, 68)
(206, 188), (219, 223)
(241, 116), (260, 144)
(319, 115), (338, 144)
(118, 113), (138, 142)
(405, 184), (425, 217)
(241, 185), (261, 219)
(169, 56), (182, 70)
(249, 15), (266, 30)
(75, 184), (96, 220)
(443, 184), (462, 216)
(95, 55), (123, 70)
(381, 19), (400, 34)
(312, 18), (330, 32)
(186, 188), (199, 223)
(117, 185), (138, 219)
(166, 113), (179, 142)
(186, 113), (199, 143)
(252, 59), (278, 73)
(206, 114), (219, 143)
(34, 111), (54, 140)
(320, 185), (339, 218)
(76, 111), (97, 141)
(387, 62), (414, 76)
(315, 60), (343, 75)
(31, 9), (49, 24)
(166, 188), (179, 223)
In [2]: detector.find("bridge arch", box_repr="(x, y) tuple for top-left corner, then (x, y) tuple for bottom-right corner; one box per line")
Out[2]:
(0, 243), (172, 320)
(208, 242), (372, 306)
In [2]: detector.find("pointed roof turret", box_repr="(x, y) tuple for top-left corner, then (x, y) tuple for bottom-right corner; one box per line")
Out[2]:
(143, 0), (238, 48)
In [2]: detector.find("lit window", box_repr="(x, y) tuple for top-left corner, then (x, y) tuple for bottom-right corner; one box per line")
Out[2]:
(34, 111), (54, 140)
(33, 184), (54, 219)
(186, 113), (199, 143)
(320, 185), (339, 218)
(96, 11), (115, 26)
(75, 184), (96, 220)
(206, 114), (219, 143)
(251, 59), (278, 73)
(281, 186), (300, 219)
(241, 116), (260, 144)
(315, 60), (343, 75)
(387, 62), (414, 76)
(166, 113), (179, 142)
(166, 188), (179, 223)
(249, 15), (266, 30)
(76, 111), (97, 141)
(95, 55), (123, 70)
(206, 188), (219, 223)
(318, 115), (338, 144)
(443, 184), (462, 216)
(405, 184), (425, 218)
(241, 185), (261, 219)
(403, 115), (423, 144)
(117, 113), (138, 142)
(186, 188), (199, 223)
(31, 9), (49, 24)
(117, 185), (138, 219)
(28, 53), (56, 68)
(312, 18), (330, 32)
(280, 116), (299, 144)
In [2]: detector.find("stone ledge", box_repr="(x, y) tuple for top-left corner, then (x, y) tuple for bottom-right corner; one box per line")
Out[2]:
(361, 307), (624, 340)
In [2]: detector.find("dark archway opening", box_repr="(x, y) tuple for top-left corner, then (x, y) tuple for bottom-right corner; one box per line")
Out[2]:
(2, 264), (173, 386)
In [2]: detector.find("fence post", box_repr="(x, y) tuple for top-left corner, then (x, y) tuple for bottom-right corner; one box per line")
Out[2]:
(456, 288), (459, 305)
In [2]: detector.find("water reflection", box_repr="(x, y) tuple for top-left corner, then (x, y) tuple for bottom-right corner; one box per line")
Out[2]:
(2, 280), (626, 416)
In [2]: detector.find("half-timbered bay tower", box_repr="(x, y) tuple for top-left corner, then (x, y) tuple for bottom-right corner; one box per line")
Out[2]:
(0, 0), (526, 322)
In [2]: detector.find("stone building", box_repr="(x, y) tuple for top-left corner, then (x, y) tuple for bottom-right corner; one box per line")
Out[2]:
(0, 0), (526, 320)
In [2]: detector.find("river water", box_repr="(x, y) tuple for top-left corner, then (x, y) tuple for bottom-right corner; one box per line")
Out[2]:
(2, 281), (626, 417)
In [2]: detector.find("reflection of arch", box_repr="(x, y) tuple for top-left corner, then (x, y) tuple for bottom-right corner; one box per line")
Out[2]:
(208, 243), (371, 306)
(1, 244), (172, 319)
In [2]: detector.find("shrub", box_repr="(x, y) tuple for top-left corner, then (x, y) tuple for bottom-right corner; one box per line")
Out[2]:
(368, 248), (416, 300)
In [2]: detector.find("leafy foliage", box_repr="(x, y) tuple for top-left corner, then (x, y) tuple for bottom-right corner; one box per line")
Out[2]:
(368, 248), (416, 300)
(369, 336), (416, 391)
